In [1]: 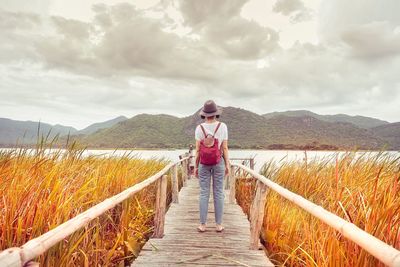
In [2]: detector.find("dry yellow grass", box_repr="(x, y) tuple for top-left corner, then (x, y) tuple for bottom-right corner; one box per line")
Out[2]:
(0, 146), (173, 266)
(236, 151), (400, 266)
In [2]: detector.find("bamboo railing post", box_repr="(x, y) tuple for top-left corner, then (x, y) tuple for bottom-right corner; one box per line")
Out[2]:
(182, 160), (188, 187)
(186, 154), (191, 180)
(153, 175), (168, 238)
(186, 157), (191, 180)
(229, 165), (236, 204)
(250, 158), (255, 170)
(249, 180), (268, 250)
(172, 164), (179, 203)
(122, 198), (130, 266)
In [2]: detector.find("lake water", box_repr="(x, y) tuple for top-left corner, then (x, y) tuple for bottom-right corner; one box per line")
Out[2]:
(2, 148), (398, 172)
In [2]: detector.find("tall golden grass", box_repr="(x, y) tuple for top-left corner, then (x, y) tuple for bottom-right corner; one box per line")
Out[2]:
(236, 151), (400, 266)
(0, 146), (174, 266)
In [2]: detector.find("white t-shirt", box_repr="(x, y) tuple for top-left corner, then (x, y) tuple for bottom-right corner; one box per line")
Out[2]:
(195, 121), (228, 149)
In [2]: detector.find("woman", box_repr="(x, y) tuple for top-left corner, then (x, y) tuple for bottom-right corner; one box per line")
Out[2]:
(194, 100), (230, 232)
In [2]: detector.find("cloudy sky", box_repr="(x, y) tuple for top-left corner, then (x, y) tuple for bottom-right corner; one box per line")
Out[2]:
(0, 0), (399, 129)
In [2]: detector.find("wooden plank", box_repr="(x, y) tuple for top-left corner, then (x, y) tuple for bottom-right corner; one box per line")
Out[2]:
(135, 251), (270, 266)
(133, 178), (273, 267)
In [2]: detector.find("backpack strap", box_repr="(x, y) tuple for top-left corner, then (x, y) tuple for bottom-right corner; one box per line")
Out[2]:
(213, 122), (222, 136)
(200, 124), (208, 138)
(200, 122), (222, 138)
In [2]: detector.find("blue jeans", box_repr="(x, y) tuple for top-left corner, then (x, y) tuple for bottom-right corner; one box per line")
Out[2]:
(198, 158), (225, 225)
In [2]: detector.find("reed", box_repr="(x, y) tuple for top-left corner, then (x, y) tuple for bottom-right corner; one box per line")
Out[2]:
(236, 151), (400, 266)
(0, 145), (171, 266)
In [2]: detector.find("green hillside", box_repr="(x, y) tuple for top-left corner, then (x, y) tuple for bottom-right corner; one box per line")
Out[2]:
(2, 107), (396, 150)
(82, 114), (190, 148)
(77, 107), (387, 150)
(263, 110), (389, 129)
(78, 116), (128, 135)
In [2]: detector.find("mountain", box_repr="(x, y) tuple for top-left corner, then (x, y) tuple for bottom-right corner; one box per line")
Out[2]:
(370, 122), (400, 149)
(263, 110), (389, 129)
(0, 116), (129, 146)
(78, 116), (128, 135)
(0, 118), (77, 145)
(262, 115), (384, 150)
(76, 107), (387, 150)
(2, 108), (395, 149)
(80, 114), (187, 148)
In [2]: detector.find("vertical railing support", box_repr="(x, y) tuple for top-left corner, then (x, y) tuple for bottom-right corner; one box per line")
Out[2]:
(186, 154), (191, 180)
(172, 164), (179, 203)
(250, 158), (255, 170)
(153, 175), (168, 238)
(229, 165), (236, 204)
(122, 198), (130, 266)
(249, 180), (268, 250)
(182, 160), (188, 187)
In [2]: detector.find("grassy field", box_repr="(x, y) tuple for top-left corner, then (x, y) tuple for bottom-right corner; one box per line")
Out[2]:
(236, 151), (400, 266)
(0, 146), (176, 266)
(2, 145), (399, 266)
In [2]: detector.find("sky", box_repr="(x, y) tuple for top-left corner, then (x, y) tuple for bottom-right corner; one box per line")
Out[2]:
(0, 0), (399, 129)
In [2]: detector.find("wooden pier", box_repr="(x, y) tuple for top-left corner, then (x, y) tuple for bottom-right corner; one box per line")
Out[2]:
(133, 178), (273, 267)
(1, 156), (400, 267)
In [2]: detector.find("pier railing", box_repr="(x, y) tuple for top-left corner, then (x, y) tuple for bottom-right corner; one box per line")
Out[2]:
(228, 162), (400, 267)
(0, 157), (190, 267)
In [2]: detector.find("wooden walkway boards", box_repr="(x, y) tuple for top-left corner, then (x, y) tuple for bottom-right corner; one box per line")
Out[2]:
(133, 178), (273, 267)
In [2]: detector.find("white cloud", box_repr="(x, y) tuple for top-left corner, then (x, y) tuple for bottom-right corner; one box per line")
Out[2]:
(0, 0), (51, 15)
(341, 22), (400, 60)
(0, 0), (399, 129)
(178, 0), (280, 59)
(272, 0), (313, 23)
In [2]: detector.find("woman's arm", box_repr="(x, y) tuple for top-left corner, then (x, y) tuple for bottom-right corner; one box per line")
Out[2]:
(222, 140), (230, 176)
(194, 140), (200, 177)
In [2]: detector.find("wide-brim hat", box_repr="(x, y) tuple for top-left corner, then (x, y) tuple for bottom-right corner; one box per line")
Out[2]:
(199, 100), (222, 117)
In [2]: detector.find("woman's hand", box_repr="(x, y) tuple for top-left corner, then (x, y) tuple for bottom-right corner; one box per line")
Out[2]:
(195, 167), (199, 178)
(225, 164), (230, 176)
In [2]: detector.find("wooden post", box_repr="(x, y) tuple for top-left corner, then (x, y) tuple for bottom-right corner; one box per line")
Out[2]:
(182, 160), (187, 187)
(153, 175), (168, 238)
(172, 164), (179, 203)
(186, 154), (191, 180)
(122, 198), (130, 266)
(229, 165), (236, 204)
(250, 158), (255, 170)
(249, 180), (268, 250)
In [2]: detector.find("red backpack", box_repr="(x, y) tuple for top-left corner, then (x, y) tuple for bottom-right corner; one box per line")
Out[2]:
(199, 122), (222, 165)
